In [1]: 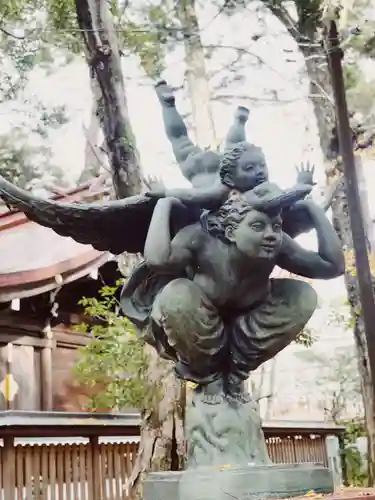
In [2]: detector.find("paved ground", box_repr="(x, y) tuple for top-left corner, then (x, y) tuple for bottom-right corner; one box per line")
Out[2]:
(273, 487), (375, 500)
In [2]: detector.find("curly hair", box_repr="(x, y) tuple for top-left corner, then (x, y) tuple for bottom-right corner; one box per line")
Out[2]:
(219, 142), (265, 188)
(200, 194), (253, 243)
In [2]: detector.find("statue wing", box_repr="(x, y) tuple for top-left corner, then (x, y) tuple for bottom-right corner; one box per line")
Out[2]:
(0, 176), (199, 255)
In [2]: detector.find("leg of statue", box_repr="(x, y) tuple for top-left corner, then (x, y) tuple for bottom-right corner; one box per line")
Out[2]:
(154, 80), (202, 177)
(151, 278), (226, 391)
(228, 278), (317, 396)
(224, 106), (250, 150)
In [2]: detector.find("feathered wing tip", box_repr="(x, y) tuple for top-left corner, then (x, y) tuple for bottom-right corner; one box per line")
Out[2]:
(0, 175), (203, 256)
(0, 175), (152, 255)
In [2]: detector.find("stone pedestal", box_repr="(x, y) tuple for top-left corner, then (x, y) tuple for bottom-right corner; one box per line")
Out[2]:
(143, 463), (334, 500)
(143, 390), (334, 500)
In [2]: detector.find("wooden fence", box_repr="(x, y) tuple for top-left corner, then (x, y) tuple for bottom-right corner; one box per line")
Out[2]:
(0, 440), (136, 500)
(266, 435), (328, 466)
(0, 411), (344, 500)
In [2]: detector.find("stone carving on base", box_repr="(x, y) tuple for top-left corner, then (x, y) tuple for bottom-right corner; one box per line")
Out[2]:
(0, 79), (345, 500)
(186, 392), (270, 468)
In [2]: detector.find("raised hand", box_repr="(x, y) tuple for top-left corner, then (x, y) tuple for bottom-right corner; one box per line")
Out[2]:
(295, 161), (316, 186)
(144, 175), (166, 198)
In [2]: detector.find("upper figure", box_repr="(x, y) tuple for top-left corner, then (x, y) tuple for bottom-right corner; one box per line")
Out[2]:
(152, 80), (316, 238)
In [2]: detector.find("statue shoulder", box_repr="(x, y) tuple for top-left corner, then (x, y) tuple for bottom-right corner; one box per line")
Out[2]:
(174, 222), (204, 249)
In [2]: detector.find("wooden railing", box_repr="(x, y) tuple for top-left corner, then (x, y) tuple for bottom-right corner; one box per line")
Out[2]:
(266, 435), (328, 466)
(0, 440), (137, 500)
(0, 412), (344, 500)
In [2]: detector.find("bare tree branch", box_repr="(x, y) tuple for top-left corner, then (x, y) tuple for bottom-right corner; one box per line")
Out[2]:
(0, 25), (25, 39)
(261, 1), (299, 41)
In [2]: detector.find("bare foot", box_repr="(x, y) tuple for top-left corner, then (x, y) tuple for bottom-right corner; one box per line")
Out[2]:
(226, 391), (252, 406)
(154, 80), (175, 107)
(195, 378), (225, 405)
(234, 106), (250, 123)
(225, 374), (252, 405)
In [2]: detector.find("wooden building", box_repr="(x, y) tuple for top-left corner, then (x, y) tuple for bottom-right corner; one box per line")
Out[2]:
(0, 182), (121, 411)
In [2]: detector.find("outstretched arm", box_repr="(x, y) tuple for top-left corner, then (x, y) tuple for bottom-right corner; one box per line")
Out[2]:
(155, 80), (201, 170)
(225, 106), (250, 149)
(277, 200), (345, 279)
(148, 182), (228, 211)
(144, 198), (195, 269)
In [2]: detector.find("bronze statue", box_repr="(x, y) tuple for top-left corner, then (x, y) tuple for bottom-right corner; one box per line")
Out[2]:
(0, 88), (344, 482)
(0, 176), (344, 400)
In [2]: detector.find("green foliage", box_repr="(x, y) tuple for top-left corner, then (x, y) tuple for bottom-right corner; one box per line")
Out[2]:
(117, 1), (179, 78)
(0, 2), (73, 189)
(2, 0), (176, 77)
(0, 128), (67, 189)
(343, 62), (362, 90)
(295, 326), (318, 347)
(341, 419), (368, 486)
(120, 20), (166, 78)
(74, 281), (157, 413)
(295, 0), (323, 34)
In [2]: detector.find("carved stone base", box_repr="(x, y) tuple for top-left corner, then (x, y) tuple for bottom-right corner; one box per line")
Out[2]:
(143, 463), (334, 500)
(143, 389), (334, 500)
(185, 387), (270, 468)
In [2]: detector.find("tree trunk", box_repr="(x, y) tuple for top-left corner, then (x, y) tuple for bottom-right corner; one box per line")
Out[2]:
(176, 0), (217, 149)
(330, 177), (375, 485)
(75, 0), (142, 198)
(302, 42), (375, 485)
(78, 78), (103, 184)
(75, 0), (187, 494)
(128, 346), (186, 497)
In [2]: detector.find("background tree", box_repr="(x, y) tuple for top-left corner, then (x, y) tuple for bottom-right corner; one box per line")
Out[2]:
(0, 15), (70, 191)
(221, 0), (375, 481)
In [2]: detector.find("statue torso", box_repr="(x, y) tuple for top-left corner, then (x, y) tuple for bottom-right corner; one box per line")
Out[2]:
(189, 227), (275, 310)
(183, 150), (221, 185)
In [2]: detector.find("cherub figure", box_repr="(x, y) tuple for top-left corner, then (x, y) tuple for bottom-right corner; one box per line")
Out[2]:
(154, 80), (314, 198)
(152, 80), (319, 238)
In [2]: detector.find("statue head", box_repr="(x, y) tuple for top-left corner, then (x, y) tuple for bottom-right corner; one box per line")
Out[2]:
(202, 194), (283, 260)
(219, 142), (268, 192)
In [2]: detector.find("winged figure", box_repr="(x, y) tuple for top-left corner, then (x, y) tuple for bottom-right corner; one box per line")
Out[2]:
(0, 175), (200, 256)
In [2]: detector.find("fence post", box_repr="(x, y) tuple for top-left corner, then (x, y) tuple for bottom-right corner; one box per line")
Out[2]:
(325, 435), (343, 489)
(90, 436), (102, 500)
(3, 435), (15, 500)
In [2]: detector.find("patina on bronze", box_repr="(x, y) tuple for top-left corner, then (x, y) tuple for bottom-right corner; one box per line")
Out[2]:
(0, 87), (344, 498)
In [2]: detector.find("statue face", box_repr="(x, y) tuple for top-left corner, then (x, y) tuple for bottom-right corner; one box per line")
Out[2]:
(233, 150), (268, 191)
(228, 209), (283, 259)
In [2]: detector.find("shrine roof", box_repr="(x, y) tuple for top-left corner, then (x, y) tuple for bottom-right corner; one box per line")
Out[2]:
(0, 180), (111, 302)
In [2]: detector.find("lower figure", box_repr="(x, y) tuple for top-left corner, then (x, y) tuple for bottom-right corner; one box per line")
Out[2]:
(228, 279), (317, 394)
(151, 278), (227, 384)
(151, 277), (317, 390)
